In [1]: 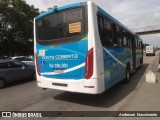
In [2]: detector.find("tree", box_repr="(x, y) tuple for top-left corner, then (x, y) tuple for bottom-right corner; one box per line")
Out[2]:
(0, 0), (39, 56)
(47, 5), (58, 11)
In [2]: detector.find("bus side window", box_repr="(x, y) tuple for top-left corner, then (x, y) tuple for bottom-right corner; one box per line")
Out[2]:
(116, 26), (122, 47)
(137, 39), (139, 49)
(126, 32), (130, 48)
(97, 15), (104, 45)
(103, 19), (113, 47)
(120, 28), (123, 47)
(123, 30), (127, 48)
(130, 36), (132, 49)
(132, 36), (136, 49)
(139, 41), (141, 49)
(141, 41), (143, 49)
(136, 38), (138, 49)
(127, 33), (132, 49)
(112, 23), (118, 47)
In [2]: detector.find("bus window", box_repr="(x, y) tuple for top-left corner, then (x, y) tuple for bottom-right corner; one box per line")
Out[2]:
(112, 24), (118, 47)
(135, 38), (138, 49)
(117, 26), (122, 47)
(128, 34), (132, 49)
(103, 19), (113, 47)
(123, 30), (127, 47)
(97, 15), (104, 44)
(36, 7), (87, 44)
(130, 36), (132, 48)
(132, 36), (136, 49)
(137, 39), (139, 48)
(139, 41), (141, 49)
(126, 32), (131, 48)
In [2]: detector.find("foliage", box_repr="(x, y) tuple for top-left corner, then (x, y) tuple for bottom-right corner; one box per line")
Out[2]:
(47, 5), (58, 11)
(0, 0), (39, 56)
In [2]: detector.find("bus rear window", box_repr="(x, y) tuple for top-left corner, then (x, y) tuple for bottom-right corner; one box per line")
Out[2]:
(36, 7), (86, 42)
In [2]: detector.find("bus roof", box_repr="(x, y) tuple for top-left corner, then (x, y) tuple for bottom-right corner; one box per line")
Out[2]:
(36, 2), (87, 20)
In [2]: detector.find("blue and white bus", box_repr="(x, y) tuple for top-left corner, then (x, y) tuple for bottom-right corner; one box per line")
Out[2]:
(34, 1), (143, 94)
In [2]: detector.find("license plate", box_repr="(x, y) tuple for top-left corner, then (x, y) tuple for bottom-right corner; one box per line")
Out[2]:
(54, 70), (64, 73)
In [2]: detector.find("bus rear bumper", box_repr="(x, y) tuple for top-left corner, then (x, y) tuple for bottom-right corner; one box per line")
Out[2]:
(37, 76), (102, 94)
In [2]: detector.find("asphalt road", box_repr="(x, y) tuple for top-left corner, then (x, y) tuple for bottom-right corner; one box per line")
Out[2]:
(0, 51), (159, 120)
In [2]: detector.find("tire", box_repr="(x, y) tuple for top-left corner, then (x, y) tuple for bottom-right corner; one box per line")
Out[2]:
(0, 79), (5, 88)
(124, 65), (130, 83)
(31, 72), (36, 80)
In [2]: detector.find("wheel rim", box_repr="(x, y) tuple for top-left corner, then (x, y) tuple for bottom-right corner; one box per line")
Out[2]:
(0, 80), (5, 88)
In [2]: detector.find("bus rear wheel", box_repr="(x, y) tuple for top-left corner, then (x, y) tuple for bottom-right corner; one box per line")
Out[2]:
(124, 65), (130, 83)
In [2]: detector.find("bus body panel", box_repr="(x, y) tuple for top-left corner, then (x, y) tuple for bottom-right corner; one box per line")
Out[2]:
(83, 1), (105, 94)
(97, 7), (134, 89)
(103, 48), (133, 89)
(36, 37), (88, 79)
(35, 2), (88, 81)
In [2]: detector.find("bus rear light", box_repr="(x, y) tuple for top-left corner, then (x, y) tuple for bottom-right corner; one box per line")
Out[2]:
(35, 54), (41, 76)
(85, 48), (93, 79)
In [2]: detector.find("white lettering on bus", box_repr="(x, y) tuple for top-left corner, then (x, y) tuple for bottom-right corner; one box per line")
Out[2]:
(42, 56), (54, 60)
(49, 63), (68, 69)
(42, 54), (78, 60)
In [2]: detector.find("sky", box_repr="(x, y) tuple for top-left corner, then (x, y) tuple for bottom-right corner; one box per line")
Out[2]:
(25, 0), (160, 47)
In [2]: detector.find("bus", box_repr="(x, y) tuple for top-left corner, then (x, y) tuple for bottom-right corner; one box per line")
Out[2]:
(34, 1), (143, 94)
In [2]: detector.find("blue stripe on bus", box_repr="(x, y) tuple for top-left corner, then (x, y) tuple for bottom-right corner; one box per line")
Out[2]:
(103, 47), (132, 89)
(36, 2), (87, 20)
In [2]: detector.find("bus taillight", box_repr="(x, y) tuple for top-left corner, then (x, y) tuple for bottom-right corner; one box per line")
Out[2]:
(85, 48), (93, 79)
(35, 55), (41, 76)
